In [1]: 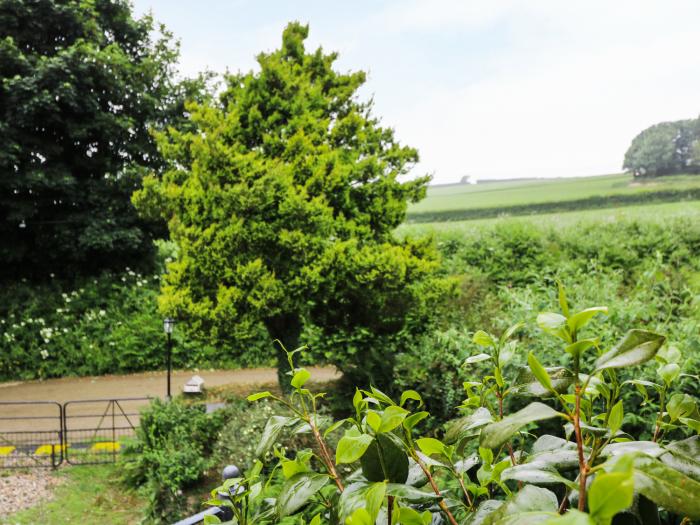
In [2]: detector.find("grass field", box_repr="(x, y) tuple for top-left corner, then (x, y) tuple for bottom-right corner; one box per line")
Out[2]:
(400, 199), (700, 235)
(410, 173), (700, 213)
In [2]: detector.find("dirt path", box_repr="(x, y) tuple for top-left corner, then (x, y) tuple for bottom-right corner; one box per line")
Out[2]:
(0, 367), (338, 403)
(0, 367), (338, 432)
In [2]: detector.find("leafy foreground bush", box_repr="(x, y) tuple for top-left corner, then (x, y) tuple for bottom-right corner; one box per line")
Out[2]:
(122, 399), (230, 522)
(204, 284), (699, 525)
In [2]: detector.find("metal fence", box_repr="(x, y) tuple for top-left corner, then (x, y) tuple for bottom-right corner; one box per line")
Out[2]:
(0, 397), (151, 468)
(0, 401), (64, 469)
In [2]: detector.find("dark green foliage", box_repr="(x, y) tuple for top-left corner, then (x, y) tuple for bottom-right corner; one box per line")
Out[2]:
(0, 0), (209, 279)
(623, 117), (700, 177)
(0, 243), (271, 380)
(133, 22), (446, 385)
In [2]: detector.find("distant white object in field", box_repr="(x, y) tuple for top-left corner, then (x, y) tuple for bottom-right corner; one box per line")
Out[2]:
(183, 375), (205, 394)
(460, 175), (477, 185)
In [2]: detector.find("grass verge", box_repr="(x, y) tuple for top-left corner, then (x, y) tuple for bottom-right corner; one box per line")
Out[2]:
(1, 464), (146, 525)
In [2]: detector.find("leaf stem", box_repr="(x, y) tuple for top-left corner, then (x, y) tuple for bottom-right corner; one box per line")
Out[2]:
(573, 384), (588, 511)
(412, 453), (459, 525)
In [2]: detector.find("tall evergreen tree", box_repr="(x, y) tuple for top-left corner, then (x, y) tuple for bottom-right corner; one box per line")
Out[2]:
(134, 23), (445, 386)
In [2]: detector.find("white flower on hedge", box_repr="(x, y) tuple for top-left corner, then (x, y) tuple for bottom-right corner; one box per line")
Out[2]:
(40, 350), (49, 359)
(99, 310), (106, 316)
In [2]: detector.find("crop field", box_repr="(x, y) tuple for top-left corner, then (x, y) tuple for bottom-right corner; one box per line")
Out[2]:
(406, 173), (700, 222)
(401, 199), (700, 235)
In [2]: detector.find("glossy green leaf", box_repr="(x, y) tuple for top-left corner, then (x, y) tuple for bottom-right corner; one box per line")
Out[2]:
(336, 428), (374, 464)
(526, 436), (582, 470)
(558, 281), (570, 317)
(403, 411), (429, 431)
(604, 441), (664, 458)
(474, 330), (496, 347)
(400, 390), (423, 407)
(370, 386), (395, 406)
(629, 454), (700, 519)
(385, 483), (440, 502)
(567, 306), (608, 334)
(480, 402), (561, 449)
(247, 391), (272, 401)
(537, 312), (571, 342)
(291, 368), (311, 389)
(608, 400), (624, 435)
(256, 415), (297, 457)
(364, 481), (386, 522)
(379, 405), (409, 433)
(445, 408), (493, 446)
(588, 470), (634, 525)
(512, 366), (575, 398)
(501, 464), (576, 489)
(657, 363), (680, 385)
(323, 418), (347, 438)
(366, 410), (382, 433)
(502, 322), (525, 343)
(564, 339), (598, 360)
(415, 437), (446, 457)
(667, 393), (695, 422)
(276, 472), (329, 517)
(527, 352), (553, 392)
(395, 507), (432, 525)
(482, 485), (558, 525)
(338, 482), (372, 523)
(680, 417), (700, 433)
(466, 353), (493, 364)
(595, 330), (666, 371)
(345, 508), (373, 525)
(660, 436), (700, 482)
(361, 433), (409, 483)
(465, 500), (504, 525)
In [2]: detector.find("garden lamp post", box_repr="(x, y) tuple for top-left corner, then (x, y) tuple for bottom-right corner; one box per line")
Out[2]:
(163, 318), (175, 400)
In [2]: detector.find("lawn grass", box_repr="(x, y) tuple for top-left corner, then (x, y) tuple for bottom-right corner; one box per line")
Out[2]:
(409, 173), (700, 214)
(2, 464), (146, 525)
(399, 199), (700, 235)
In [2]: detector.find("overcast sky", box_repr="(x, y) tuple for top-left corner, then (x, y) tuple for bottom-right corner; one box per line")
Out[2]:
(132, 0), (700, 184)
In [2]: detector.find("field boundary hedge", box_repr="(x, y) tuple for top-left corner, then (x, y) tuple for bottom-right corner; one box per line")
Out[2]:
(406, 187), (700, 223)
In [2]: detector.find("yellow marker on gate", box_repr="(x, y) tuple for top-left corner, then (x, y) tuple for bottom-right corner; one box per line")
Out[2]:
(0, 446), (15, 455)
(91, 442), (120, 453)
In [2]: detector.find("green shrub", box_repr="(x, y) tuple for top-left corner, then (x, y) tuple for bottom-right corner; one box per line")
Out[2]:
(122, 398), (228, 522)
(199, 286), (700, 525)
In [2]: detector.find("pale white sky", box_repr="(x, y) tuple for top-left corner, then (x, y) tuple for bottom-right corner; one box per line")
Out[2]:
(133, 0), (700, 184)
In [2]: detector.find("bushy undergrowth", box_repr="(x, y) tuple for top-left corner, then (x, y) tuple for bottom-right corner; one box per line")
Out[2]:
(122, 395), (337, 523)
(198, 300), (699, 524)
(392, 218), (700, 434)
(0, 244), (272, 380)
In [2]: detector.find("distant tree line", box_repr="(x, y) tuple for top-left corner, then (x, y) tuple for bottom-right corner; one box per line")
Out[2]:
(624, 116), (700, 177)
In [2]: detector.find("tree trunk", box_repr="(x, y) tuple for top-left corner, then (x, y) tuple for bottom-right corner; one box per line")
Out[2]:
(264, 314), (302, 392)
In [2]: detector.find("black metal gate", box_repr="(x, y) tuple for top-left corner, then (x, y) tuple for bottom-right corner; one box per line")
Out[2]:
(63, 397), (149, 465)
(0, 397), (150, 468)
(0, 401), (64, 469)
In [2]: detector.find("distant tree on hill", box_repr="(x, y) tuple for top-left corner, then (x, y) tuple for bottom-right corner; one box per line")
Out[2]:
(623, 117), (700, 177)
(0, 0), (210, 280)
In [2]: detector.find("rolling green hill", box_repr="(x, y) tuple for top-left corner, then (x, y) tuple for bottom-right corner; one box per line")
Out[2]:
(406, 173), (700, 222)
